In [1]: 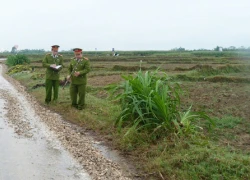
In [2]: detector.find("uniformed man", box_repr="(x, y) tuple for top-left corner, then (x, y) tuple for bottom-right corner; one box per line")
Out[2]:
(42, 45), (64, 104)
(67, 48), (90, 110)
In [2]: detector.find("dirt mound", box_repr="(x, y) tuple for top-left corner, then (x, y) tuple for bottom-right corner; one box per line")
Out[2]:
(208, 76), (250, 83)
(174, 74), (250, 83)
(174, 64), (250, 77)
(189, 64), (214, 70)
(112, 65), (157, 71)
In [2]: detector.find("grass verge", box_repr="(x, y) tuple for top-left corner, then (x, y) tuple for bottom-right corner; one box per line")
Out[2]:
(9, 68), (250, 180)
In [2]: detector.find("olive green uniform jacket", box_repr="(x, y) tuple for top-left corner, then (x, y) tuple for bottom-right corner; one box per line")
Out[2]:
(42, 53), (64, 80)
(68, 57), (90, 109)
(42, 53), (64, 103)
(68, 57), (90, 85)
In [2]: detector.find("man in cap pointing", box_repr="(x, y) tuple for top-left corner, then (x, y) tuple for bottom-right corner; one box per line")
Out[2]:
(67, 48), (90, 110)
(42, 45), (64, 104)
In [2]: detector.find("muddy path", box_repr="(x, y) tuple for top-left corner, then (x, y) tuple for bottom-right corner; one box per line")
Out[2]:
(0, 63), (133, 180)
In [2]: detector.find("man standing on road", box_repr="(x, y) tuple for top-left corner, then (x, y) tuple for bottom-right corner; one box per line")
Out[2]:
(42, 45), (64, 104)
(67, 48), (90, 110)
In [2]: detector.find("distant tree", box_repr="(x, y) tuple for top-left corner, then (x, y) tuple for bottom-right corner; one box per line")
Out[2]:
(194, 48), (210, 51)
(214, 46), (220, 51)
(228, 46), (236, 50)
(18, 49), (46, 54)
(171, 48), (178, 51)
(172, 47), (185, 51)
(238, 46), (246, 50)
(178, 47), (185, 51)
(11, 46), (17, 54)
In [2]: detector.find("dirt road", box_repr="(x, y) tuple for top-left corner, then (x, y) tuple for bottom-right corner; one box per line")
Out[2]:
(0, 62), (132, 180)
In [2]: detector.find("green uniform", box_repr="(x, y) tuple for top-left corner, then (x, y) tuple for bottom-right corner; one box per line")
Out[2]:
(42, 53), (64, 103)
(68, 57), (90, 110)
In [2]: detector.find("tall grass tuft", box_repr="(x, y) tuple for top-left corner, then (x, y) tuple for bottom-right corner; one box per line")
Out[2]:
(6, 54), (30, 67)
(109, 69), (214, 138)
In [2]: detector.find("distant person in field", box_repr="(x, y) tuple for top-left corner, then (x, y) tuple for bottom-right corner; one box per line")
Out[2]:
(42, 45), (64, 104)
(67, 48), (90, 110)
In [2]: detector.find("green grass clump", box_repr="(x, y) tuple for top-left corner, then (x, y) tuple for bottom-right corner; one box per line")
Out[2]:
(214, 116), (242, 129)
(147, 137), (250, 180)
(6, 54), (30, 66)
(191, 64), (250, 76)
(108, 69), (214, 138)
(7, 65), (32, 75)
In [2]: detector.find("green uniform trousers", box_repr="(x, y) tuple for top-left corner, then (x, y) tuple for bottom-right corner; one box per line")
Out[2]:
(70, 84), (86, 110)
(45, 79), (59, 103)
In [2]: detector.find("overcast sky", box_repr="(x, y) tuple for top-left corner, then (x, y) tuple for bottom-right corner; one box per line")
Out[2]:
(0, 0), (249, 51)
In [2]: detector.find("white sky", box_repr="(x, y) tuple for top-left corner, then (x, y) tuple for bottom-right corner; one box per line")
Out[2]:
(0, 0), (250, 51)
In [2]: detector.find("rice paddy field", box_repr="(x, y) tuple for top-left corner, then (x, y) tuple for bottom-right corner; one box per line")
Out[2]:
(2, 50), (250, 180)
